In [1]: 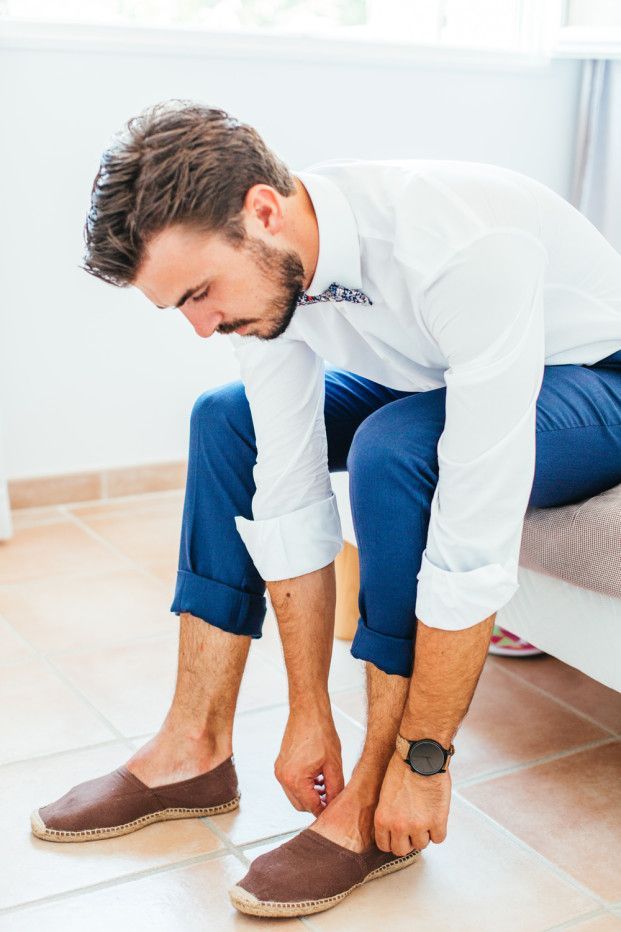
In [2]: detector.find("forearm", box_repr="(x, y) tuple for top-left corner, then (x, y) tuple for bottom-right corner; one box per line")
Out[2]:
(399, 613), (496, 744)
(267, 561), (336, 714)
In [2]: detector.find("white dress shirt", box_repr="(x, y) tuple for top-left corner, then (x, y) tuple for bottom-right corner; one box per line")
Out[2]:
(228, 158), (621, 631)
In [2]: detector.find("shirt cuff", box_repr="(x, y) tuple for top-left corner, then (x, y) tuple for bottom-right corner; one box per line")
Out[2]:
(415, 549), (519, 631)
(234, 492), (344, 582)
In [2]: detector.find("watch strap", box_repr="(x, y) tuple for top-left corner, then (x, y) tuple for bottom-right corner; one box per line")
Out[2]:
(395, 733), (410, 761)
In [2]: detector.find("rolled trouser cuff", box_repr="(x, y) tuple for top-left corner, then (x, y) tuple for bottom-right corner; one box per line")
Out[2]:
(170, 569), (267, 638)
(350, 617), (414, 677)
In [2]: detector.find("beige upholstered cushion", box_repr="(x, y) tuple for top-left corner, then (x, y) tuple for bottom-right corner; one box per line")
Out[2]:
(519, 483), (621, 599)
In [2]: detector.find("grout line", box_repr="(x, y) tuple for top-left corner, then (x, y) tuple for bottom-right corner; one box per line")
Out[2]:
(239, 829), (299, 853)
(0, 736), (133, 772)
(0, 846), (229, 916)
(58, 505), (177, 588)
(453, 735), (619, 789)
(332, 703), (365, 734)
(490, 659), (621, 738)
(0, 613), (136, 763)
(454, 791), (609, 910)
(543, 908), (616, 930)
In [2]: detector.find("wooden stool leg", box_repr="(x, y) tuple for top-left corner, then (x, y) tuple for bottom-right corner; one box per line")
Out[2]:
(334, 541), (360, 641)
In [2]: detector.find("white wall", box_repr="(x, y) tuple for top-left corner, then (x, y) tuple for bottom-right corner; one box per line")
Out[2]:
(0, 39), (582, 480)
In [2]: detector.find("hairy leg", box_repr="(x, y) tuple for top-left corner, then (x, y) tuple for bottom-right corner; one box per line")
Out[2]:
(126, 612), (251, 787)
(310, 661), (409, 852)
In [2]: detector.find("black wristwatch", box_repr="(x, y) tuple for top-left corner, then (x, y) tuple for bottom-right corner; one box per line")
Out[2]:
(396, 734), (455, 776)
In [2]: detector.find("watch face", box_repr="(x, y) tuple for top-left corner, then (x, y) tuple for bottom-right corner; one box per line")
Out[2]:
(407, 739), (445, 775)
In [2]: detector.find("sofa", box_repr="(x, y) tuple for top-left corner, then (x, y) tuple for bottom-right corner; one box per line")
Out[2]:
(330, 472), (621, 693)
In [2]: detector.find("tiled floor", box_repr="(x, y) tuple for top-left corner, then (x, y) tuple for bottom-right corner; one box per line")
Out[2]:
(1, 490), (620, 931)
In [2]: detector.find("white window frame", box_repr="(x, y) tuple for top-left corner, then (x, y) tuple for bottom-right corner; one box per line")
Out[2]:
(0, 0), (600, 68)
(551, 0), (621, 58)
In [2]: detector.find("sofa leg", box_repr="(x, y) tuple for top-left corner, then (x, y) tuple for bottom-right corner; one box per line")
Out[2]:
(334, 541), (360, 641)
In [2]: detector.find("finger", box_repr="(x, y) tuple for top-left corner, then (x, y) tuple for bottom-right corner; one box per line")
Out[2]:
(412, 831), (431, 851)
(296, 778), (324, 816)
(392, 832), (414, 858)
(429, 825), (447, 844)
(322, 760), (345, 804)
(374, 822), (391, 852)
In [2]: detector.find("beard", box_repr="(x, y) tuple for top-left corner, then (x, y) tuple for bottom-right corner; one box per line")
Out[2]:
(217, 234), (306, 341)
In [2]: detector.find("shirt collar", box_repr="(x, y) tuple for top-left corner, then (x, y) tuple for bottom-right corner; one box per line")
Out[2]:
(294, 169), (363, 297)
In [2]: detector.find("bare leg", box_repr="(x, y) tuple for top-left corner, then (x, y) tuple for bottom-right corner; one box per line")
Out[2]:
(310, 661), (409, 852)
(126, 612), (251, 787)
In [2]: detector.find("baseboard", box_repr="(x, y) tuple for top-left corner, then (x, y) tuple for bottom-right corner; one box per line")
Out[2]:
(8, 461), (188, 509)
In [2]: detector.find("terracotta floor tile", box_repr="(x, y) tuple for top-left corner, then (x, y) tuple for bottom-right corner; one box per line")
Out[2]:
(51, 634), (181, 737)
(73, 505), (182, 580)
(332, 686), (367, 727)
(53, 635), (290, 738)
(443, 660), (607, 784)
(0, 570), (176, 653)
(213, 705), (364, 846)
(460, 740), (621, 902)
(0, 522), (128, 584)
(0, 659), (116, 765)
(0, 856), (303, 931)
(488, 655), (621, 734)
(306, 796), (597, 931)
(0, 742), (222, 910)
(68, 489), (184, 519)
(333, 662), (612, 787)
(0, 616), (35, 667)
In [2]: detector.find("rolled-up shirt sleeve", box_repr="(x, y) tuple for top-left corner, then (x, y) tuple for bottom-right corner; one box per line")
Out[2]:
(229, 331), (343, 581)
(414, 229), (550, 631)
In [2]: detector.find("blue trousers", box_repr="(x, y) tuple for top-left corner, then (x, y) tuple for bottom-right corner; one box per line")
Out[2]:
(170, 349), (621, 677)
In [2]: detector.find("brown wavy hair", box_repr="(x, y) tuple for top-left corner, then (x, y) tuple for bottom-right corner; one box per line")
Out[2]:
(82, 99), (296, 286)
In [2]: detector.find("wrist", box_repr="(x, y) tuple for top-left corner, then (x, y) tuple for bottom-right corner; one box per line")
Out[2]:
(395, 734), (455, 776)
(288, 689), (332, 720)
(399, 719), (456, 747)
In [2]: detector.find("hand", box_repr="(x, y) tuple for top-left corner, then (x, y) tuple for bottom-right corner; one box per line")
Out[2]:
(274, 704), (344, 816)
(374, 751), (451, 856)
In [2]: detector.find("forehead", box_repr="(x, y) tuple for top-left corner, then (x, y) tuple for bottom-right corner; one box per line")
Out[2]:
(135, 225), (228, 303)
(141, 225), (215, 276)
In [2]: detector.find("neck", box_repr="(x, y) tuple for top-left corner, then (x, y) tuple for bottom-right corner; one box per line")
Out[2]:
(291, 175), (319, 291)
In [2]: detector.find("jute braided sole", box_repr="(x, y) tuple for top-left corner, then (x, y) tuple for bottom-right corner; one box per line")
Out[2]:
(30, 795), (240, 843)
(229, 847), (420, 917)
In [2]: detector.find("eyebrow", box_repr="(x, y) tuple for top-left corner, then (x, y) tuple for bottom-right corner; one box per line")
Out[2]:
(155, 278), (210, 310)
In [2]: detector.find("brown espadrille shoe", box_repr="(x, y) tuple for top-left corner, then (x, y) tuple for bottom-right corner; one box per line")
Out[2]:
(229, 827), (420, 917)
(31, 755), (240, 843)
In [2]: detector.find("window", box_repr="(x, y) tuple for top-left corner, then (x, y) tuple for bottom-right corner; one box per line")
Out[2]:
(0, 0), (557, 56)
(555, 0), (621, 56)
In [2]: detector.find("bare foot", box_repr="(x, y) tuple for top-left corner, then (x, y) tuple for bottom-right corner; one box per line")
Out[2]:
(309, 782), (378, 853)
(125, 727), (232, 788)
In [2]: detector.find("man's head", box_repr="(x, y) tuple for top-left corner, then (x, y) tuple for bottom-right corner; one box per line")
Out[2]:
(83, 100), (315, 340)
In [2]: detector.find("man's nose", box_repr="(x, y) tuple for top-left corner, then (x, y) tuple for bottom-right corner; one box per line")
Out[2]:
(193, 311), (224, 339)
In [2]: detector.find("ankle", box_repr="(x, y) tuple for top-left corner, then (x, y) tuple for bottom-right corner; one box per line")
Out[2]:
(346, 767), (385, 804)
(160, 711), (232, 752)
(134, 724), (232, 773)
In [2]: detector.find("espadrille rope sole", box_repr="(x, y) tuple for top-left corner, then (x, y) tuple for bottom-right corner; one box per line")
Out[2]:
(30, 795), (240, 843)
(229, 847), (420, 917)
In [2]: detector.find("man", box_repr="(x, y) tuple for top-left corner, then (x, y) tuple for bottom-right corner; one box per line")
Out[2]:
(31, 100), (621, 918)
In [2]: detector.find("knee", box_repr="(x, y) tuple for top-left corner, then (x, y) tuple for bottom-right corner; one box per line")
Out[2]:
(346, 408), (437, 488)
(346, 407), (406, 474)
(190, 381), (247, 441)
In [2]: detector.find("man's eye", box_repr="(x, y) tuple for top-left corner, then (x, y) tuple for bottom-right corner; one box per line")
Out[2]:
(192, 288), (209, 302)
